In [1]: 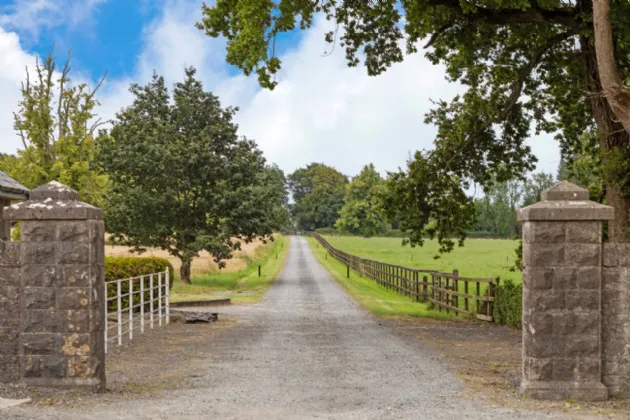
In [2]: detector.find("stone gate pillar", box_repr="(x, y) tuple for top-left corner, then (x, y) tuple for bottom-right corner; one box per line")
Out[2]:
(3, 181), (105, 390)
(517, 181), (613, 400)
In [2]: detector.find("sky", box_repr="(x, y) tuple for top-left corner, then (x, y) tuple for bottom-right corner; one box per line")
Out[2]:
(0, 0), (561, 185)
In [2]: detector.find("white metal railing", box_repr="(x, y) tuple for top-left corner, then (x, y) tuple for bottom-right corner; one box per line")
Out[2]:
(104, 269), (170, 354)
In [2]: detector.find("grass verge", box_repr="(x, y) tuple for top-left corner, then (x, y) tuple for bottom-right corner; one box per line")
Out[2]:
(306, 236), (453, 319)
(171, 235), (289, 304)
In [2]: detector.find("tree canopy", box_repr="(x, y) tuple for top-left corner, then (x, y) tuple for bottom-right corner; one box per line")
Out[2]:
(97, 68), (286, 284)
(198, 0), (630, 250)
(288, 163), (348, 231)
(335, 163), (388, 237)
(1, 51), (108, 206)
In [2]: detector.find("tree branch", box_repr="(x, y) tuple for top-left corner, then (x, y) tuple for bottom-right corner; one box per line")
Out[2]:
(57, 50), (72, 142)
(423, 22), (456, 48)
(444, 30), (577, 170)
(592, 0), (630, 134)
(427, 0), (579, 28)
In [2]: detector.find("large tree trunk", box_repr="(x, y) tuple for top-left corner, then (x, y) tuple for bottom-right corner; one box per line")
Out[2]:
(592, 0), (630, 133)
(180, 257), (192, 285)
(582, 33), (630, 242)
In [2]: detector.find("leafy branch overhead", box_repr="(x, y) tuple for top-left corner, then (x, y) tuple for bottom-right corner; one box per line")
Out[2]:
(198, 0), (630, 247)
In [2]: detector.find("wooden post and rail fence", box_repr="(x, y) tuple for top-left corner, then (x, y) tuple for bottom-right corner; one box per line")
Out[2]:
(308, 232), (498, 322)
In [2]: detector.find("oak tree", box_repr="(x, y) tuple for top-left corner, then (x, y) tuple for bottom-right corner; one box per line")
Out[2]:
(198, 0), (630, 251)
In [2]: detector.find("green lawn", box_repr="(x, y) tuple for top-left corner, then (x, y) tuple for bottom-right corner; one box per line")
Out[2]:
(171, 235), (289, 304)
(306, 236), (453, 319)
(321, 235), (521, 284)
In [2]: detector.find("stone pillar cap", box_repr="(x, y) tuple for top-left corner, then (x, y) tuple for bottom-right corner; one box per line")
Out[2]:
(29, 180), (79, 201)
(541, 180), (590, 201)
(517, 181), (614, 221)
(2, 181), (102, 221)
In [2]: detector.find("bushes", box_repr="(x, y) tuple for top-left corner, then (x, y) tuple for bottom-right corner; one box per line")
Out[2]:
(105, 256), (175, 311)
(493, 279), (522, 328)
(105, 256), (175, 285)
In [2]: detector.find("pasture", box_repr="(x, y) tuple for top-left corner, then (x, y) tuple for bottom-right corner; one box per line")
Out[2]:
(321, 235), (522, 284)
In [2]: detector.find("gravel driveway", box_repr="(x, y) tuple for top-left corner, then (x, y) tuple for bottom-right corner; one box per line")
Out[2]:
(4, 236), (565, 419)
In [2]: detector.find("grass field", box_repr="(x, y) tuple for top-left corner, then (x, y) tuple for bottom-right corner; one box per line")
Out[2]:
(306, 236), (452, 319)
(171, 234), (289, 304)
(321, 236), (522, 283)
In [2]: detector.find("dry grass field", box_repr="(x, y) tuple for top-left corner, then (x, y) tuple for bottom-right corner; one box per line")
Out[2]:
(105, 239), (267, 277)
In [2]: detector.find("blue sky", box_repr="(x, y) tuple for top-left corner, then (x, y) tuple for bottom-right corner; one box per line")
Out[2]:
(0, 0), (561, 183)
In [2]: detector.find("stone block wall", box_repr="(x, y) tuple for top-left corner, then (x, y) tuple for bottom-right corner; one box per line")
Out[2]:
(518, 181), (613, 401)
(602, 243), (630, 397)
(0, 241), (22, 382)
(521, 220), (606, 400)
(0, 181), (105, 391)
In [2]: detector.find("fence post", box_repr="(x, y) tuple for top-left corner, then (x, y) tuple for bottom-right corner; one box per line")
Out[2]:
(464, 278), (469, 313)
(453, 269), (459, 315)
(150, 274), (154, 329)
(258, 264), (261, 277)
(347, 264), (350, 279)
(104, 282), (108, 354)
(129, 278), (133, 339)
(117, 280), (122, 346)
(165, 269), (170, 325)
(423, 275), (428, 302)
(140, 276), (145, 334)
(158, 272), (163, 327)
(414, 271), (420, 302)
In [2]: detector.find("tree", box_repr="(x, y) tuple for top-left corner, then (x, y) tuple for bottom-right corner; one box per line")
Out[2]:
(4, 50), (108, 206)
(198, 0), (630, 249)
(522, 172), (556, 207)
(260, 164), (293, 232)
(335, 163), (388, 237)
(593, 0), (630, 134)
(288, 163), (348, 231)
(97, 68), (283, 284)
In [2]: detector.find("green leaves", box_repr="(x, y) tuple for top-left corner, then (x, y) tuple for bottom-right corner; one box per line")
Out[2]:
(198, 0), (630, 242)
(335, 163), (388, 237)
(4, 50), (108, 206)
(97, 67), (287, 283)
(288, 163), (348, 231)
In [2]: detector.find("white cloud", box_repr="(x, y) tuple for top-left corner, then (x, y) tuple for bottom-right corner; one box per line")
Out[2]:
(0, 0), (106, 39)
(1, 0), (560, 181)
(0, 27), (37, 155)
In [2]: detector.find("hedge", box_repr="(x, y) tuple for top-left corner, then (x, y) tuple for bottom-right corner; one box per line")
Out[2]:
(105, 256), (175, 312)
(493, 279), (522, 328)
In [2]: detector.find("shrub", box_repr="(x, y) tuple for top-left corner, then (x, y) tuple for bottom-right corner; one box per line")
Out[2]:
(493, 279), (522, 328)
(105, 256), (175, 311)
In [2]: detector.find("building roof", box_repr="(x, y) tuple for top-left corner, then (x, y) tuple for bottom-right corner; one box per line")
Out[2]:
(0, 170), (29, 199)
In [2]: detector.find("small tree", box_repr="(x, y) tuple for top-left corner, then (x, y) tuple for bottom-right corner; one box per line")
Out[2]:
(2, 50), (108, 206)
(335, 164), (388, 237)
(97, 68), (283, 284)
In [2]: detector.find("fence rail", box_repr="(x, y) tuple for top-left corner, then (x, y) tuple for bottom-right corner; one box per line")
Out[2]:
(309, 232), (498, 322)
(104, 269), (170, 353)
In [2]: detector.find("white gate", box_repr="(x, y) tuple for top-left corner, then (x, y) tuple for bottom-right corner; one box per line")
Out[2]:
(104, 269), (170, 353)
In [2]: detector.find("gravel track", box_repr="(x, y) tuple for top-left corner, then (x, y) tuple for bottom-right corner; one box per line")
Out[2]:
(4, 236), (561, 419)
